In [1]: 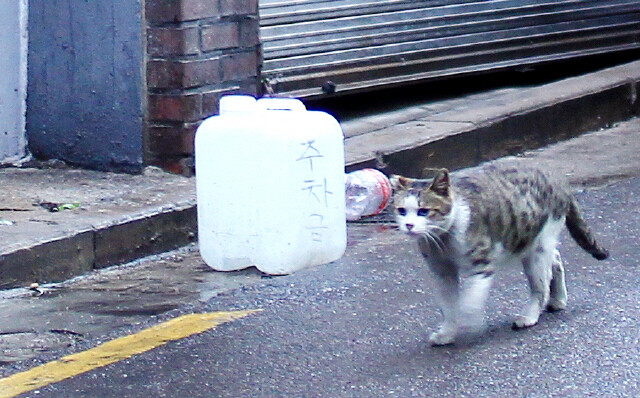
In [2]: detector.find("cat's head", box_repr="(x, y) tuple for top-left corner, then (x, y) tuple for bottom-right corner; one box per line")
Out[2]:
(389, 169), (454, 236)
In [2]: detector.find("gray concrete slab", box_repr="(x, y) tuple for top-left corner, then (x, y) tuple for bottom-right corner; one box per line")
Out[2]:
(344, 60), (640, 175)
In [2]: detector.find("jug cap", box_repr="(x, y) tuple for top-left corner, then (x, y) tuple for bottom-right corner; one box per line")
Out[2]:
(219, 95), (257, 114)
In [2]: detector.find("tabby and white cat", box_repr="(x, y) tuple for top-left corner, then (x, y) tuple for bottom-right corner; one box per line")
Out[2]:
(390, 162), (608, 346)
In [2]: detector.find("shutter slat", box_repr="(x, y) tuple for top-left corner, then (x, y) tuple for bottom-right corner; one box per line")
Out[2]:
(259, 0), (640, 97)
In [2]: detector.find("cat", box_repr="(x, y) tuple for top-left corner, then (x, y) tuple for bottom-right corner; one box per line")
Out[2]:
(390, 161), (609, 346)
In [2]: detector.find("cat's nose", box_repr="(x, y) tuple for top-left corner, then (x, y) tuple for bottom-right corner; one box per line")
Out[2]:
(405, 223), (414, 231)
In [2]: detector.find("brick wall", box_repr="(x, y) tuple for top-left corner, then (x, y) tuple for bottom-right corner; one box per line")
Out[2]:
(145, 0), (261, 174)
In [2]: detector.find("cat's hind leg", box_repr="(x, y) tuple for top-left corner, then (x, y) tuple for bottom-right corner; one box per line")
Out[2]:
(514, 242), (556, 329)
(547, 248), (567, 312)
(514, 218), (564, 329)
(458, 270), (494, 331)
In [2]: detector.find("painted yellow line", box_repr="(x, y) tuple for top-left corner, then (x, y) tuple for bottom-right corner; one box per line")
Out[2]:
(0, 310), (260, 398)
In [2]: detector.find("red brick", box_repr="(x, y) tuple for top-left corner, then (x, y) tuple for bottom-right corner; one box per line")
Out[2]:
(147, 123), (198, 155)
(149, 155), (193, 176)
(239, 17), (260, 47)
(220, 0), (258, 17)
(145, 0), (178, 23)
(148, 93), (203, 122)
(219, 51), (258, 81)
(146, 0), (219, 23)
(147, 58), (221, 89)
(181, 0), (219, 21)
(202, 91), (221, 117)
(238, 78), (259, 96)
(147, 27), (199, 56)
(201, 22), (240, 52)
(147, 60), (179, 88)
(182, 58), (221, 88)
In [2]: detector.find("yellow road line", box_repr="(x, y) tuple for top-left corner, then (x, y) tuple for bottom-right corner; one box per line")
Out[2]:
(0, 310), (260, 398)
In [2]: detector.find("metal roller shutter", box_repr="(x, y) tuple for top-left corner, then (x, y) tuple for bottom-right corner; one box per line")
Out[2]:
(259, 0), (640, 98)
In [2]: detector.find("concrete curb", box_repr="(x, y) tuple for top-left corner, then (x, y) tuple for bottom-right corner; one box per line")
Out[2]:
(1, 60), (639, 289)
(344, 60), (640, 176)
(0, 202), (196, 289)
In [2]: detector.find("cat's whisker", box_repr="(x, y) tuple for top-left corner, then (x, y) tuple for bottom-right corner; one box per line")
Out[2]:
(428, 224), (450, 236)
(426, 226), (447, 247)
(432, 234), (447, 254)
(423, 230), (445, 254)
(420, 232), (437, 251)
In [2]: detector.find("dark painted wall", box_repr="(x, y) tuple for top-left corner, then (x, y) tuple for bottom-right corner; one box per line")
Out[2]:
(27, 0), (144, 173)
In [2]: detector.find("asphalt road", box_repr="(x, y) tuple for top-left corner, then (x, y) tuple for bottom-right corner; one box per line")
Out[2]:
(9, 171), (640, 397)
(3, 119), (640, 397)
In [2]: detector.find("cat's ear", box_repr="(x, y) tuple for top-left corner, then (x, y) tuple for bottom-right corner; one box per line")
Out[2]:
(389, 175), (411, 191)
(430, 169), (450, 196)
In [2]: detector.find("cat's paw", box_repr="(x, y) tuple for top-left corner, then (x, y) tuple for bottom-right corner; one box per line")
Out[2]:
(512, 315), (539, 330)
(546, 298), (567, 312)
(429, 330), (456, 346)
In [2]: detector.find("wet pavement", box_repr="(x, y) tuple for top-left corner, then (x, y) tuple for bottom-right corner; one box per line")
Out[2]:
(0, 246), (264, 363)
(0, 220), (395, 365)
(2, 174), (639, 397)
(132, 179), (638, 398)
(1, 117), (639, 373)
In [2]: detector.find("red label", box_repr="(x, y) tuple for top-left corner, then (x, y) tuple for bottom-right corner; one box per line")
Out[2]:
(363, 169), (391, 215)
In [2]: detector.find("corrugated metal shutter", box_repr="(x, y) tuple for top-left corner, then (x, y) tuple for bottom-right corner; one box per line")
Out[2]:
(259, 0), (640, 98)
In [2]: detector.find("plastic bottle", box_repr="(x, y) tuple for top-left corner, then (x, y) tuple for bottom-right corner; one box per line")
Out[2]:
(195, 95), (347, 275)
(345, 168), (392, 221)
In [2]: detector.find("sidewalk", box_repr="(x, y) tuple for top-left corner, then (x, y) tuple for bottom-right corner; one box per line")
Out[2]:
(0, 167), (196, 289)
(1, 59), (639, 289)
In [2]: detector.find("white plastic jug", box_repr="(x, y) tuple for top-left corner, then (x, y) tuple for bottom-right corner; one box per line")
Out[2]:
(195, 95), (347, 275)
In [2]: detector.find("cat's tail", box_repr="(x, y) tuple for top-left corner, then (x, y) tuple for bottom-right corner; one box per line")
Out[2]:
(565, 199), (609, 260)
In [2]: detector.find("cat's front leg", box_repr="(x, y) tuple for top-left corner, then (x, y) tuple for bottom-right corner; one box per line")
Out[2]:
(429, 322), (457, 346)
(429, 295), (457, 346)
(427, 259), (460, 346)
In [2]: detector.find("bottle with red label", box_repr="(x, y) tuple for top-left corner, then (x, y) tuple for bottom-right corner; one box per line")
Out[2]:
(345, 168), (392, 221)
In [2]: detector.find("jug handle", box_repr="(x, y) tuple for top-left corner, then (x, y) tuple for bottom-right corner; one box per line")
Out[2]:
(256, 98), (306, 112)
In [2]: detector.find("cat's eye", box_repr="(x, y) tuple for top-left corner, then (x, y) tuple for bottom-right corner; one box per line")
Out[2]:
(397, 207), (407, 216)
(417, 208), (430, 217)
